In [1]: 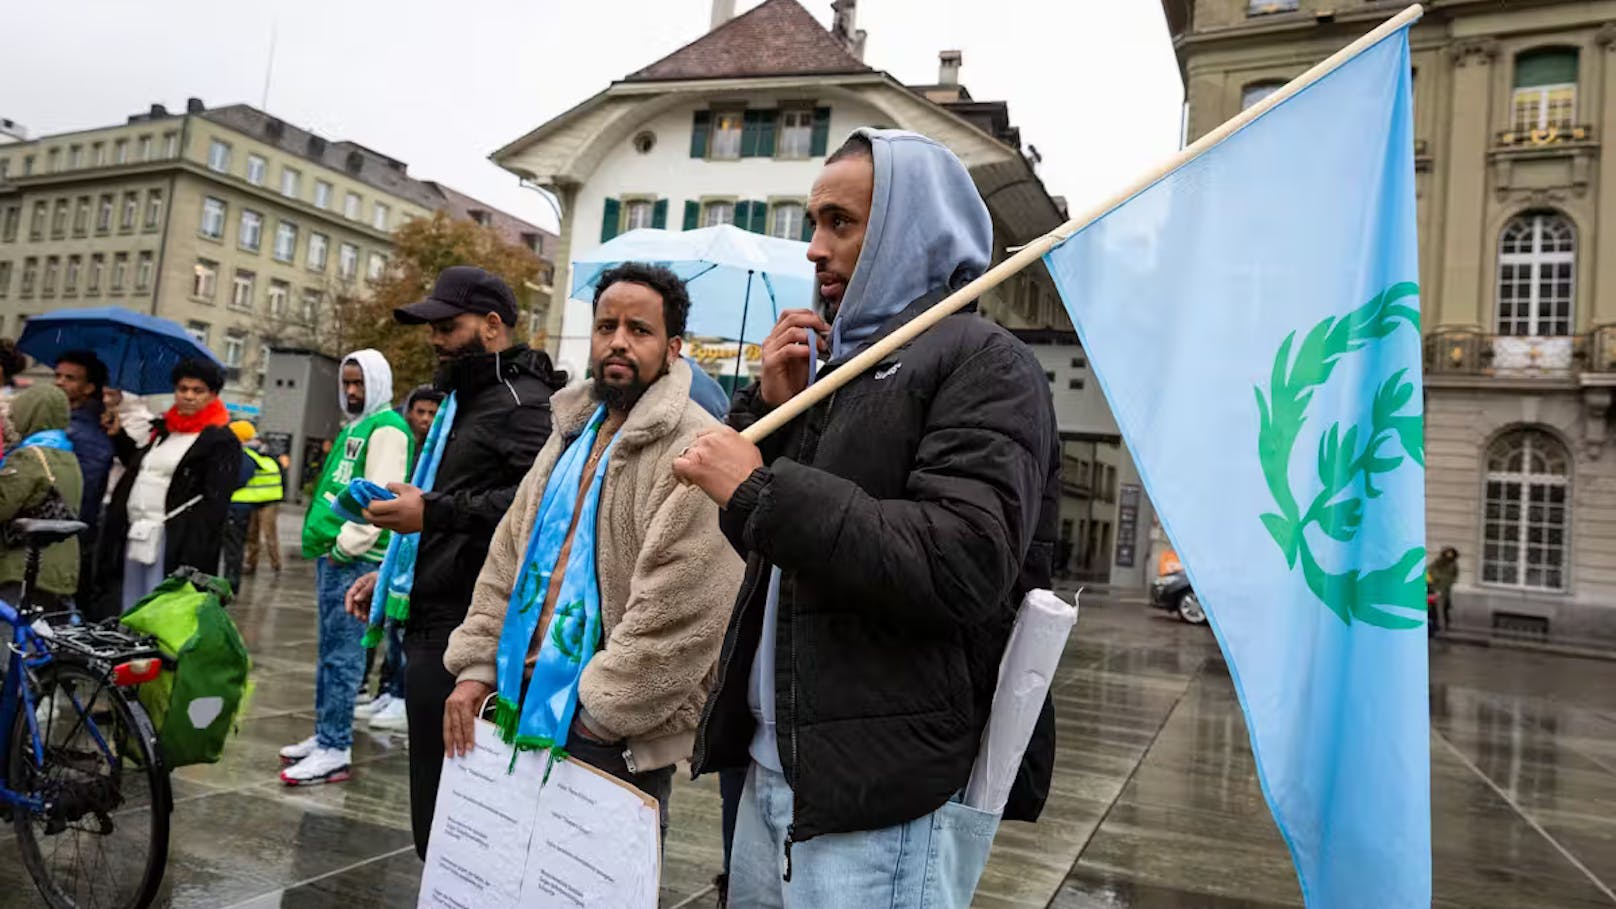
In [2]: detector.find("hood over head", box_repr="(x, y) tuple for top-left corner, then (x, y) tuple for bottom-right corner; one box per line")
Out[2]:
(338, 348), (395, 421)
(830, 128), (992, 360)
(10, 384), (70, 442)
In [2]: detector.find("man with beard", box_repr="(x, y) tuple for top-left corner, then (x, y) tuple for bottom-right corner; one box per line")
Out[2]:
(675, 130), (1060, 907)
(344, 266), (564, 857)
(282, 348), (411, 785)
(440, 262), (741, 842)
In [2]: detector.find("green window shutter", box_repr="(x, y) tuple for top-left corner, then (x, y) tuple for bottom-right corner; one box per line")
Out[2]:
(690, 111), (711, 158)
(758, 112), (777, 157)
(800, 209), (814, 243)
(733, 201), (750, 230)
(601, 198), (621, 242)
(740, 111), (762, 158)
(809, 107), (832, 157)
(651, 198), (668, 229)
(683, 200), (699, 230)
(749, 200), (768, 234)
(1514, 50), (1578, 88)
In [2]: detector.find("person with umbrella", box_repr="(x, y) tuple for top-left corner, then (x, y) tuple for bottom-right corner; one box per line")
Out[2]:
(95, 358), (241, 619)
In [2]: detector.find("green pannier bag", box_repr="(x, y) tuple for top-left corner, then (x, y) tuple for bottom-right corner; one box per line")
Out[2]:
(119, 569), (251, 768)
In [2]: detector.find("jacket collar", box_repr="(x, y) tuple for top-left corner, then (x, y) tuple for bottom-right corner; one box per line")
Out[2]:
(827, 286), (971, 367)
(434, 344), (560, 400)
(549, 358), (694, 452)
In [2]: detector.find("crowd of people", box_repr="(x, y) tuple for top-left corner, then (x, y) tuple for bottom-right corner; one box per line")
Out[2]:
(0, 129), (1066, 907)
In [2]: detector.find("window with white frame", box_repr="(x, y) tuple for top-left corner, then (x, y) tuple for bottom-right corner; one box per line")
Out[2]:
(710, 111), (744, 159)
(138, 135), (152, 161)
(68, 145), (82, 169)
(110, 254), (126, 290)
(1511, 49), (1578, 135)
(1241, 82), (1284, 111)
(163, 132), (178, 158)
(201, 197), (227, 239)
(274, 221), (298, 263)
(314, 181), (332, 210)
(239, 209), (263, 252)
(623, 200), (654, 231)
(232, 270), (255, 310)
(339, 242), (358, 279)
(87, 254), (103, 293)
(308, 232), (329, 271)
(777, 109), (814, 158)
(1482, 428), (1570, 591)
(769, 202), (804, 240)
(257, 342), (271, 384)
(64, 255), (80, 293)
(344, 193), (361, 220)
(192, 260), (218, 299)
(121, 192), (138, 231)
(135, 251), (153, 290)
(301, 288), (321, 322)
(208, 139), (231, 173)
(223, 332), (245, 369)
(267, 279), (289, 315)
(114, 140), (128, 164)
(282, 167), (301, 199)
(702, 200), (735, 228)
(372, 202), (389, 230)
(1497, 212), (1574, 337)
(144, 189), (163, 229)
(246, 154), (267, 186)
(187, 320), (210, 346)
(367, 252), (388, 282)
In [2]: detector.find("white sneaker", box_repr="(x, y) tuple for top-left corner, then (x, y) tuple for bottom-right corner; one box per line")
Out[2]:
(354, 693), (393, 719)
(354, 690), (376, 707)
(279, 747), (352, 786)
(369, 698), (408, 732)
(278, 735), (318, 765)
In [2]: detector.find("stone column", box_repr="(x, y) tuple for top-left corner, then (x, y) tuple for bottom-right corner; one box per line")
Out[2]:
(1437, 39), (1498, 330)
(1593, 25), (1616, 327)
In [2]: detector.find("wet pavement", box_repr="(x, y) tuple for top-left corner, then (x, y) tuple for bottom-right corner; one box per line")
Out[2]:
(5, 517), (1616, 908)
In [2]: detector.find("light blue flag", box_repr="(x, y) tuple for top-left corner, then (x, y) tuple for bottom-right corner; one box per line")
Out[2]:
(1042, 25), (1429, 909)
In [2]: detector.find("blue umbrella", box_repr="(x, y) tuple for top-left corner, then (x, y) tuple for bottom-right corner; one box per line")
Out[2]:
(18, 306), (220, 395)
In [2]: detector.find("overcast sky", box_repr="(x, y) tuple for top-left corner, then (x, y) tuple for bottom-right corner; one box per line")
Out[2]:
(5, 0), (1183, 236)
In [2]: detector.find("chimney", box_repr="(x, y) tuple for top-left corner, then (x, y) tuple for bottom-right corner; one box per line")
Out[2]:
(830, 0), (867, 61)
(938, 50), (962, 86)
(186, 97), (205, 114)
(149, 103), (168, 118)
(710, 0), (736, 30)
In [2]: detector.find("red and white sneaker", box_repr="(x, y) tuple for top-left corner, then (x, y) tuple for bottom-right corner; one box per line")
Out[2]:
(280, 747), (352, 786)
(278, 735), (317, 766)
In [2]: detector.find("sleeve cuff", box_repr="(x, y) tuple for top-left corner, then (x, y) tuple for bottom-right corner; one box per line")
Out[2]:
(422, 491), (450, 533)
(454, 663), (497, 688)
(725, 466), (771, 517)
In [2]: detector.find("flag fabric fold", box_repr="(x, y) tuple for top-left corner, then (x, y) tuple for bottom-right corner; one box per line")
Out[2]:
(1043, 26), (1430, 909)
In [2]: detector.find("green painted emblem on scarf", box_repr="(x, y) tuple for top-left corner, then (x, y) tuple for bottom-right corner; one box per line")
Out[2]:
(1254, 282), (1427, 630)
(549, 598), (591, 661)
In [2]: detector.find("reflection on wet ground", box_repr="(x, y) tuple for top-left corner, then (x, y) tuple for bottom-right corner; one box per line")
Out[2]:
(4, 522), (1614, 907)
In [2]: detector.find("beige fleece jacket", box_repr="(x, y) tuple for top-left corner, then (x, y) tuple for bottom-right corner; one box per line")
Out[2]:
(444, 359), (743, 772)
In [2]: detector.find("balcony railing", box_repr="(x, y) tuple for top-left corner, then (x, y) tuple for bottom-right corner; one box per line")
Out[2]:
(1494, 124), (1593, 149)
(1423, 327), (1616, 377)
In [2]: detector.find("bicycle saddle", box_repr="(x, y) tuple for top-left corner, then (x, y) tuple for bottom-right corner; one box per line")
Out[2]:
(11, 518), (88, 546)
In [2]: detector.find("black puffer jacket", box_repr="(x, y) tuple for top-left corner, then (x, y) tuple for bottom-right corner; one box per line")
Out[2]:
(408, 344), (564, 637)
(692, 291), (1059, 845)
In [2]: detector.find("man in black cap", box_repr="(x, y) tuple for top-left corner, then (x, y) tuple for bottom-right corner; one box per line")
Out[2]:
(344, 265), (567, 858)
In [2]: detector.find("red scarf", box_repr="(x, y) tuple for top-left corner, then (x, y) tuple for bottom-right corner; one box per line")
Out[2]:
(163, 397), (230, 434)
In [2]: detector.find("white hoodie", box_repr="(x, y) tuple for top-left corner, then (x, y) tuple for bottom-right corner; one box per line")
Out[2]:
(332, 348), (409, 562)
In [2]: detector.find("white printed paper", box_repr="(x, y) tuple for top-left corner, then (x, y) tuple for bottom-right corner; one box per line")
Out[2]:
(418, 720), (544, 909)
(518, 757), (660, 908)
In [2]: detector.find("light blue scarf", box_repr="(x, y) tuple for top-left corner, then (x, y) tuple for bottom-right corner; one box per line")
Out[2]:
(494, 405), (620, 756)
(4, 429), (74, 466)
(363, 393), (457, 648)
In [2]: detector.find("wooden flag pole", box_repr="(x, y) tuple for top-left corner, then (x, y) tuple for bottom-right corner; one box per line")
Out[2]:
(741, 3), (1423, 443)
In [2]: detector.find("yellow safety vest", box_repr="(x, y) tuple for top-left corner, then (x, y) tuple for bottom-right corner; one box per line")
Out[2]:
(232, 448), (284, 504)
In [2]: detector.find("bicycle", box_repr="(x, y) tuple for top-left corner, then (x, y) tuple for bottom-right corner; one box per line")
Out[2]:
(1, 518), (173, 909)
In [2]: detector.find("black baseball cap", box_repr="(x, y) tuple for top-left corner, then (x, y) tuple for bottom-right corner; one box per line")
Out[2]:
(394, 266), (518, 326)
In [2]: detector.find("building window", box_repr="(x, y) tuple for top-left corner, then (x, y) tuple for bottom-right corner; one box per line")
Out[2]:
(193, 259), (218, 300)
(223, 332), (245, 371)
(0, 261), (10, 298)
(121, 192), (139, 231)
(777, 109), (814, 158)
(267, 279), (289, 315)
(239, 210), (263, 252)
(367, 252), (387, 282)
(21, 154), (33, 175)
(97, 194), (113, 233)
(163, 132), (178, 158)
(64, 255), (80, 294)
(1241, 81), (1285, 111)
(372, 202), (389, 231)
(208, 139), (231, 173)
(135, 251), (153, 290)
(257, 343), (272, 385)
(1, 206), (16, 242)
(274, 221), (298, 263)
(702, 200), (735, 228)
(307, 232), (329, 271)
(769, 202), (804, 240)
(246, 154), (267, 186)
(338, 242), (359, 279)
(29, 202), (45, 240)
(623, 200), (654, 231)
(110, 253), (127, 290)
(186, 321), (210, 346)
(301, 288), (322, 322)
(114, 140), (128, 164)
(1247, 0), (1297, 13)
(46, 148), (58, 173)
(1068, 377), (1085, 390)
(314, 180), (332, 210)
(68, 145), (82, 169)
(144, 189), (163, 230)
(92, 142), (105, 167)
(282, 167), (301, 199)
(42, 256), (58, 295)
(20, 257), (36, 295)
(201, 197), (227, 240)
(87, 254), (103, 294)
(51, 200), (68, 238)
(710, 111), (744, 160)
(231, 270), (255, 310)
(1497, 212), (1574, 337)
(138, 135), (153, 161)
(344, 193), (361, 220)
(1512, 49), (1578, 135)
(0, 160), (7, 181)
(72, 197), (90, 236)
(1482, 428), (1570, 591)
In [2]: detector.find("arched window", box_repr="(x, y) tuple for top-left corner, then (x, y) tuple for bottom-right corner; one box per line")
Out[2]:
(1482, 428), (1570, 591)
(1240, 81), (1285, 111)
(1497, 212), (1574, 337)
(1512, 49), (1578, 134)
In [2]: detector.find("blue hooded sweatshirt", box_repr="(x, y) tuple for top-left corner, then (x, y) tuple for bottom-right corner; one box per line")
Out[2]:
(748, 129), (995, 771)
(66, 398), (115, 529)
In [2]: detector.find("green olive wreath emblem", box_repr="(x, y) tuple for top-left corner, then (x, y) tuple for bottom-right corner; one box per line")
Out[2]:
(1255, 281), (1428, 630)
(549, 598), (593, 662)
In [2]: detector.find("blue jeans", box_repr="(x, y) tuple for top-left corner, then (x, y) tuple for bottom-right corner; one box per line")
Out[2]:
(730, 763), (1001, 909)
(314, 557), (370, 750)
(381, 620), (406, 699)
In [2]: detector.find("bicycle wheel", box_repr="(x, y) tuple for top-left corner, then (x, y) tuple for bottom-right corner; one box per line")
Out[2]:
(9, 657), (171, 909)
